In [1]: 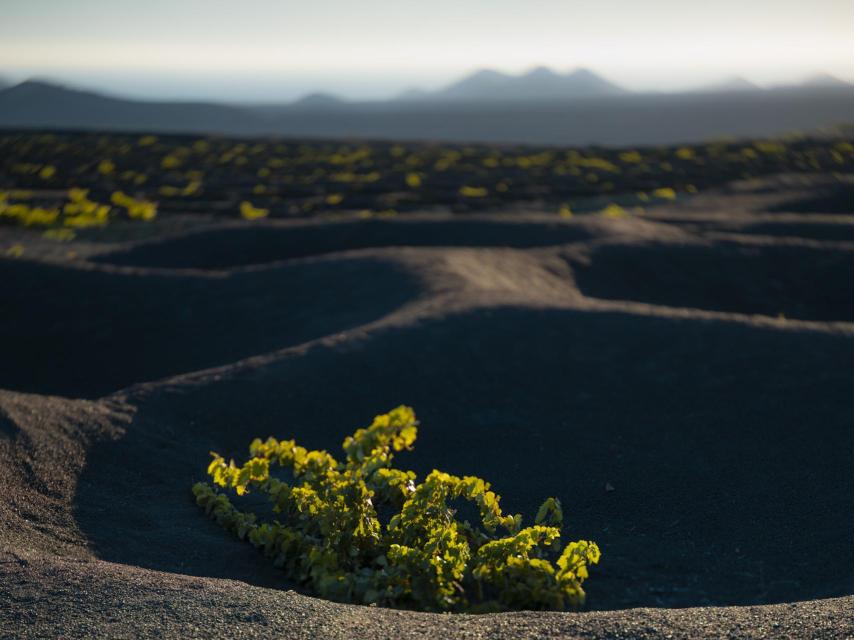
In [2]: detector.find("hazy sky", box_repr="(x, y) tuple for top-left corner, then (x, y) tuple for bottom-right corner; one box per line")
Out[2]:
(3, 0), (853, 101)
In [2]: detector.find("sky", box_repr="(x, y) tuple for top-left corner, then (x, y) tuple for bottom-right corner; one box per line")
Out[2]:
(2, 0), (854, 102)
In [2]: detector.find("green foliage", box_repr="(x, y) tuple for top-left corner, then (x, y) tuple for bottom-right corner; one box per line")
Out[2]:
(192, 406), (600, 612)
(3, 131), (853, 228)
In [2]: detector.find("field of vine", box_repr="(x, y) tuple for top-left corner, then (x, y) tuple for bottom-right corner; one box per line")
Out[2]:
(2, 126), (854, 637)
(2, 130), (852, 235)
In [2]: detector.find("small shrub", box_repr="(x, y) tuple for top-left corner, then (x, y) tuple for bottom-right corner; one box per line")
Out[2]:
(239, 200), (269, 220)
(192, 406), (600, 612)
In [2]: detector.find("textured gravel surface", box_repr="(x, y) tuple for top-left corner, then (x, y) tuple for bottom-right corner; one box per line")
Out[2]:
(1, 184), (852, 638)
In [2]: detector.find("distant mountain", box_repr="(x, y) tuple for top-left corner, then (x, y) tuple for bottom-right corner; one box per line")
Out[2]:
(695, 76), (760, 93)
(3, 76), (854, 147)
(289, 92), (345, 109)
(437, 69), (513, 100)
(248, 92), (345, 118)
(405, 66), (627, 102)
(800, 73), (851, 88)
(0, 80), (266, 134)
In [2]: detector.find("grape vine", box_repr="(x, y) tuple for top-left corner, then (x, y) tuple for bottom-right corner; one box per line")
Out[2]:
(192, 406), (600, 612)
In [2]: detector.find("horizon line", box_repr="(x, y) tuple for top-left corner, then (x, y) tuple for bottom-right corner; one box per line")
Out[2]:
(2, 66), (852, 105)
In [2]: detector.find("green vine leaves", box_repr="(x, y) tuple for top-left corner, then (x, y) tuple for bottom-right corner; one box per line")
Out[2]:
(193, 405), (600, 612)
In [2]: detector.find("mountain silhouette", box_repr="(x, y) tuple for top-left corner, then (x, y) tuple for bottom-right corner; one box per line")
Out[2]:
(0, 80), (264, 134)
(2, 75), (853, 146)
(289, 92), (345, 109)
(417, 66), (626, 101)
(695, 76), (760, 93)
(800, 73), (851, 88)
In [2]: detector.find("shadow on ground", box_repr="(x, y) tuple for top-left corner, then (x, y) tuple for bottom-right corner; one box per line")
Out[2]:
(75, 307), (854, 610)
(738, 221), (854, 242)
(0, 256), (421, 398)
(93, 218), (595, 270)
(768, 183), (854, 214)
(570, 241), (854, 321)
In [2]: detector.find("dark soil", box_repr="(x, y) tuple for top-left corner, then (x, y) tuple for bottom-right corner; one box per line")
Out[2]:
(1, 170), (853, 638)
(570, 241), (854, 321)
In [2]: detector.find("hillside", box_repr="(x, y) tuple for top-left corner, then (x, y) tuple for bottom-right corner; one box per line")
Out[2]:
(2, 77), (854, 145)
(419, 67), (627, 101)
(0, 80), (266, 134)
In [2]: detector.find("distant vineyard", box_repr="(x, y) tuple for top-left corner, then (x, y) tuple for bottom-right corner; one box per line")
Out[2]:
(193, 406), (600, 612)
(1, 130), (852, 234)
